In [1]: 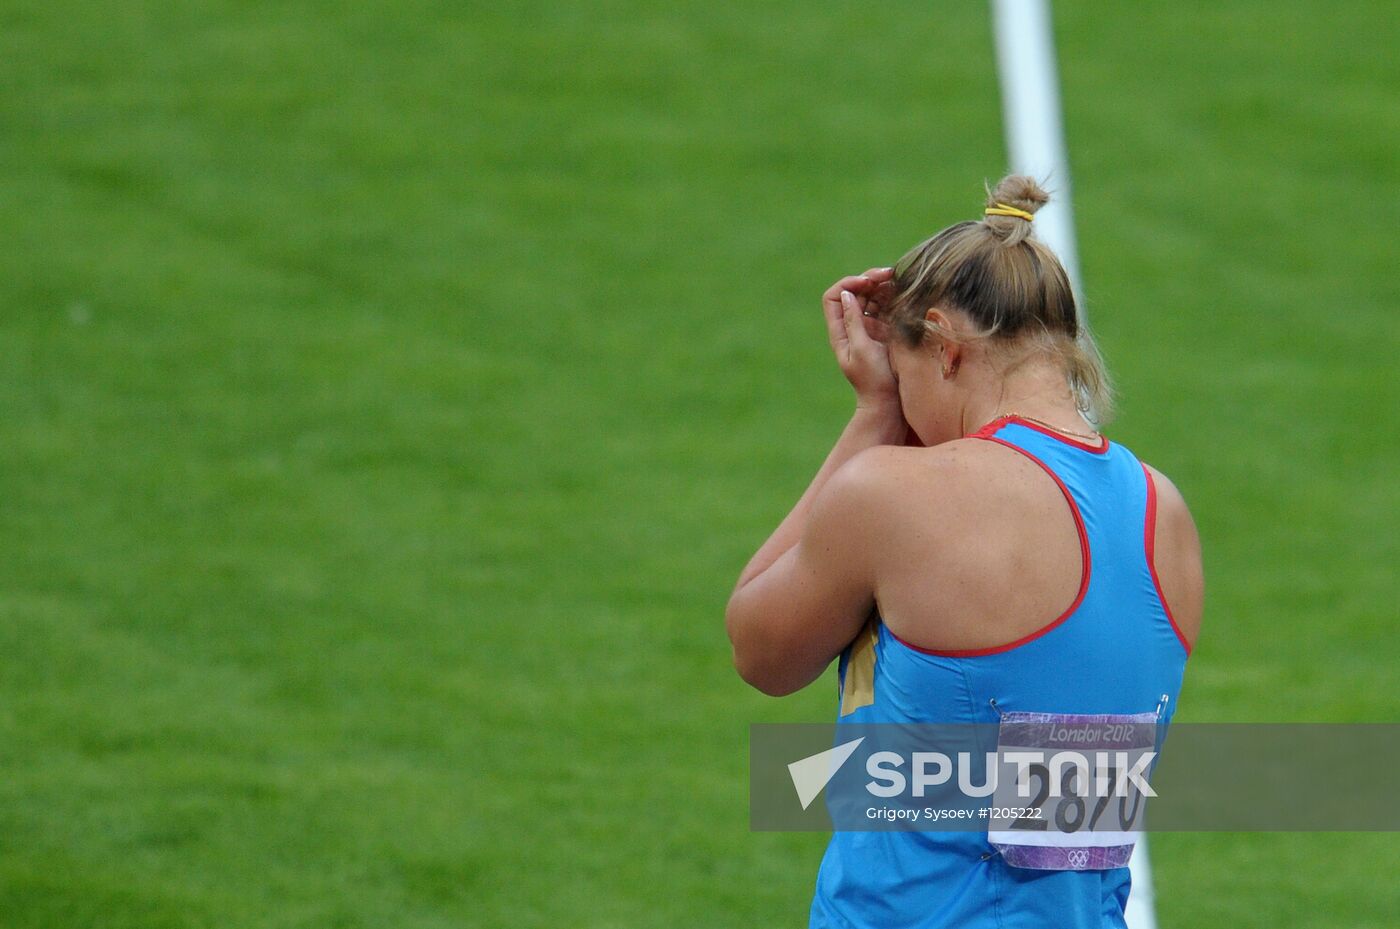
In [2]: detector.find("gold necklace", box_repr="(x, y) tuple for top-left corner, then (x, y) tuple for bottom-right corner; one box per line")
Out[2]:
(1001, 412), (1102, 443)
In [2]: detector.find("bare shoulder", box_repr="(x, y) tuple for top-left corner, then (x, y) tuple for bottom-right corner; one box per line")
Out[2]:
(1142, 463), (1204, 648)
(818, 439), (1040, 538)
(918, 436), (1070, 505)
(826, 438), (1019, 495)
(1142, 464), (1200, 549)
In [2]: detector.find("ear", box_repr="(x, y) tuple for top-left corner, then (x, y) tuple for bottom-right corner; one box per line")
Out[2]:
(925, 307), (963, 376)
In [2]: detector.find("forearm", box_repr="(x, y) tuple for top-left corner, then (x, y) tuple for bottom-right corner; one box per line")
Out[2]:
(733, 404), (905, 592)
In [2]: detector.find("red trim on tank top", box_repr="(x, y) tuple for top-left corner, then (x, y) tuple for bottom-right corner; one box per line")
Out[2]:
(970, 414), (1110, 454)
(887, 435), (1092, 658)
(1142, 463), (1193, 656)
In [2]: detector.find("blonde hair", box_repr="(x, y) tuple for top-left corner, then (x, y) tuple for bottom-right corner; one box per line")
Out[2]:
(888, 175), (1113, 422)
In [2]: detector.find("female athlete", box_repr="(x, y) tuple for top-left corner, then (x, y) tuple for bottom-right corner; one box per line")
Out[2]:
(725, 175), (1203, 928)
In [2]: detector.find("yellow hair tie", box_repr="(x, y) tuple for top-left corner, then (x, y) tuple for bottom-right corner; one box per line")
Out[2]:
(984, 202), (1035, 221)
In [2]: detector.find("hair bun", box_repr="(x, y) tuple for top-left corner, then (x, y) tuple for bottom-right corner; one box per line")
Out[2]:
(984, 174), (1050, 244)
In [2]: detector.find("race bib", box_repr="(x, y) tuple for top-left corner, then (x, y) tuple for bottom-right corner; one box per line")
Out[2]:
(988, 710), (1161, 870)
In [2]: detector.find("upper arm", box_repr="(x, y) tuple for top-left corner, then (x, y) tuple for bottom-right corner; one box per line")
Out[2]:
(1144, 464), (1204, 651)
(725, 450), (893, 695)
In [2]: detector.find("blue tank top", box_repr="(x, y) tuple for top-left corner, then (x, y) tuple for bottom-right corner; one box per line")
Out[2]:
(811, 415), (1192, 929)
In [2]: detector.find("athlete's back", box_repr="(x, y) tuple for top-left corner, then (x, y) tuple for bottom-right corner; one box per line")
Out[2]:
(810, 416), (1194, 929)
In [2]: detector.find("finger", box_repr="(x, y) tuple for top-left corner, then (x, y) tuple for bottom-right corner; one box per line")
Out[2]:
(824, 270), (891, 349)
(842, 291), (879, 353)
(823, 275), (872, 342)
(864, 280), (897, 317)
(823, 270), (885, 301)
(826, 289), (853, 357)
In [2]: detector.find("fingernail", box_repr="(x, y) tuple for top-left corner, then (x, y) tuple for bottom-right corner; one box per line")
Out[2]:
(840, 290), (853, 303)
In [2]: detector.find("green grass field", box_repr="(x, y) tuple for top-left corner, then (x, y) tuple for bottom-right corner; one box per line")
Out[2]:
(2, 1), (1396, 926)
